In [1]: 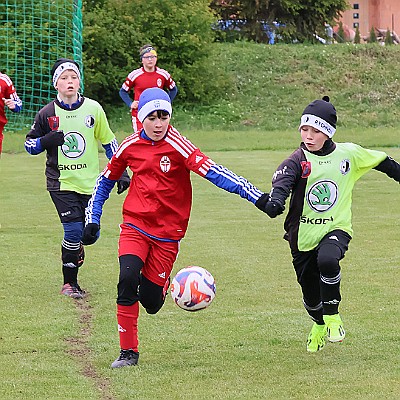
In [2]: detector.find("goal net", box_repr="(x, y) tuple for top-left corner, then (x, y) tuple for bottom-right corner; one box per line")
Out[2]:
(0, 0), (84, 130)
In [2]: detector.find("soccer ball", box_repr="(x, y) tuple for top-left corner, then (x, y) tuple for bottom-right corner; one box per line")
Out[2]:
(171, 266), (216, 311)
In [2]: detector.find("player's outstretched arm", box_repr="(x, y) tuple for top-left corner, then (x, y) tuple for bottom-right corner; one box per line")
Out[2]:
(374, 156), (400, 182)
(82, 175), (116, 245)
(205, 164), (264, 205)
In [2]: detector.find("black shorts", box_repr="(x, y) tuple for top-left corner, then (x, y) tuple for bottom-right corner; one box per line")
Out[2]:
(291, 229), (352, 281)
(49, 190), (91, 224)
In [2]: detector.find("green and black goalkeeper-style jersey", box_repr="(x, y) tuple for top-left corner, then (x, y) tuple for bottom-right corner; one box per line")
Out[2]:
(270, 139), (400, 252)
(25, 95), (117, 194)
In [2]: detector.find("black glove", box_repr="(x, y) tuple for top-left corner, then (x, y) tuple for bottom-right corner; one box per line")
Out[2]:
(255, 193), (285, 218)
(40, 130), (65, 149)
(81, 223), (100, 245)
(255, 193), (269, 211)
(117, 170), (130, 194)
(265, 198), (285, 218)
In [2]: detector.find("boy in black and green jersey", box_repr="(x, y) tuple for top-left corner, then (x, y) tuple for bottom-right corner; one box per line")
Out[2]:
(256, 96), (400, 352)
(25, 59), (130, 299)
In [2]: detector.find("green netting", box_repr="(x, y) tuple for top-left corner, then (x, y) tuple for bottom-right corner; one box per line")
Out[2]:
(0, 0), (83, 131)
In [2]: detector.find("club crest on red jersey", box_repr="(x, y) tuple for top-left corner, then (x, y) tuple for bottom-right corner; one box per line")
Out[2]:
(160, 155), (171, 173)
(301, 161), (311, 178)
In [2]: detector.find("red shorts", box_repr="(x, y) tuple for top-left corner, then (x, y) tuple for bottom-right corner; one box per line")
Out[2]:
(118, 223), (180, 286)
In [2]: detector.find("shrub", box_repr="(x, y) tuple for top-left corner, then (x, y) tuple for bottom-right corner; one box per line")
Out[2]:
(336, 21), (345, 43)
(384, 28), (393, 45)
(82, 0), (231, 107)
(369, 26), (377, 43)
(354, 26), (361, 44)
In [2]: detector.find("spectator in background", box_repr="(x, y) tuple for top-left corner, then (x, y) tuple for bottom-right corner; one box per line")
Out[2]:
(325, 22), (334, 44)
(119, 44), (178, 133)
(0, 71), (22, 156)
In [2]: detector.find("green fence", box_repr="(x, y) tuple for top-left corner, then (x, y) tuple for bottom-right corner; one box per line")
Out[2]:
(0, 0), (83, 131)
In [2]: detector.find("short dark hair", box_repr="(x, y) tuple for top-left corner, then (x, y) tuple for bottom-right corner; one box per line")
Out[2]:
(151, 110), (170, 118)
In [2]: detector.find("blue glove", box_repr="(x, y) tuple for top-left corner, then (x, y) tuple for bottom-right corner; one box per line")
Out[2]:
(81, 223), (100, 245)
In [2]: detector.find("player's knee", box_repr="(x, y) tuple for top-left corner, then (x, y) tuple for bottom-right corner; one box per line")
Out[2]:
(117, 255), (143, 305)
(318, 254), (340, 276)
(139, 275), (164, 313)
(63, 221), (83, 242)
(61, 222), (84, 268)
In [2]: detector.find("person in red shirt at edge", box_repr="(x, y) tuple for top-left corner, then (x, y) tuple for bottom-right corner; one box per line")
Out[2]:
(0, 70), (22, 156)
(119, 44), (177, 133)
(82, 88), (267, 368)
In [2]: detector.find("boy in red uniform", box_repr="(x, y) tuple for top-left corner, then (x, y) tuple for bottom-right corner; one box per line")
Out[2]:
(0, 71), (22, 155)
(119, 44), (177, 133)
(82, 88), (265, 368)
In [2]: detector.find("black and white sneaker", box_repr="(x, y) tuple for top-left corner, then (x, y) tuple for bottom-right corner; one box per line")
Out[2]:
(111, 349), (139, 368)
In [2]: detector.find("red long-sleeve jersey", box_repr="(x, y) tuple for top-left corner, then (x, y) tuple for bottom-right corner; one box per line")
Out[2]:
(121, 67), (176, 119)
(101, 126), (214, 240)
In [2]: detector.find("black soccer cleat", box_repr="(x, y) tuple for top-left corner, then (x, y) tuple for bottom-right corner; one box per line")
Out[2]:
(111, 349), (139, 368)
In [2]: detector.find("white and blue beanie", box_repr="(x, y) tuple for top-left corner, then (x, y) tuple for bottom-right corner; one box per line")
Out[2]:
(137, 88), (172, 123)
(299, 96), (337, 138)
(51, 58), (81, 88)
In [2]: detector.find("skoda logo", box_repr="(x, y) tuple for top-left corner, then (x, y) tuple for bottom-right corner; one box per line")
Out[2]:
(61, 131), (86, 159)
(306, 179), (338, 213)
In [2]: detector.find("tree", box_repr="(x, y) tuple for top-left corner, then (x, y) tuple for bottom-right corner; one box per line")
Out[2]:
(369, 26), (377, 43)
(354, 25), (361, 44)
(384, 28), (393, 45)
(210, 0), (349, 43)
(336, 21), (346, 43)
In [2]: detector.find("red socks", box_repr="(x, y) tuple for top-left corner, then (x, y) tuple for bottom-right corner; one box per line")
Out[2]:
(117, 303), (139, 352)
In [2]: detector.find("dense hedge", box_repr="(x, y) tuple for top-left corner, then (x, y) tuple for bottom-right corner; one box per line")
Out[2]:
(82, 0), (232, 107)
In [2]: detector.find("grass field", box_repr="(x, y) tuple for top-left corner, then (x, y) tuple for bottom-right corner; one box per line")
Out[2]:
(0, 136), (399, 399)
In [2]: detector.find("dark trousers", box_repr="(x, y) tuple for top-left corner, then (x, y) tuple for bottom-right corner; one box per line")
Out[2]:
(291, 229), (351, 323)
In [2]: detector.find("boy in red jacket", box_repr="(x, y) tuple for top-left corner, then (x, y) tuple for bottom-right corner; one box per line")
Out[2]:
(83, 87), (265, 368)
(0, 71), (22, 155)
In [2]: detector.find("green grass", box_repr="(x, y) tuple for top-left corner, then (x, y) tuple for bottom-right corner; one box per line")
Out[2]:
(1, 41), (400, 399)
(6, 42), (400, 136)
(1, 142), (399, 399)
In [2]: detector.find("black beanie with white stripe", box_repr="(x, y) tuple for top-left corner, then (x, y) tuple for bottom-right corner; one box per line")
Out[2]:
(299, 96), (337, 138)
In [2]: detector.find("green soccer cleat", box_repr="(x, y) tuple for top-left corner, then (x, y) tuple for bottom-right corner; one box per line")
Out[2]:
(324, 314), (345, 342)
(306, 323), (327, 352)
